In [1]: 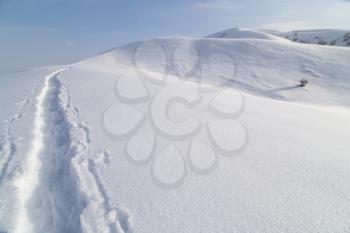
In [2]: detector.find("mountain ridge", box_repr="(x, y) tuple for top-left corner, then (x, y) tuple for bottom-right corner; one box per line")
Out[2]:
(206, 27), (350, 47)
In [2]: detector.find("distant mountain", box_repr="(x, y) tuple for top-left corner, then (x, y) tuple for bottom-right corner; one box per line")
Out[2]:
(279, 29), (350, 47)
(205, 28), (283, 41)
(207, 28), (350, 47)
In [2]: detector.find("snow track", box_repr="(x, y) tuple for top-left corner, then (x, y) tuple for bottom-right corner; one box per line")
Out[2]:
(11, 68), (132, 233)
(13, 69), (65, 233)
(0, 130), (17, 187)
(63, 81), (133, 233)
(0, 80), (40, 187)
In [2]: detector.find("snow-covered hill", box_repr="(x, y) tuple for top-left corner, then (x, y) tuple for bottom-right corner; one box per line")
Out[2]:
(1, 29), (350, 233)
(280, 29), (350, 47)
(206, 28), (282, 41)
(209, 28), (350, 47)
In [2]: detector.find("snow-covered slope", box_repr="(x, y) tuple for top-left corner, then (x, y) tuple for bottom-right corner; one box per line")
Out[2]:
(1, 31), (350, 233)
(206, 28), (284, 41)
(280, 29), (350, 47)
(86, 37), (350, 106)
(208, 28), (350, 47)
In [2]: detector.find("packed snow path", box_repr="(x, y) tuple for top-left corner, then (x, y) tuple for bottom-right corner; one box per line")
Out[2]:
(12, 69), (132, 233)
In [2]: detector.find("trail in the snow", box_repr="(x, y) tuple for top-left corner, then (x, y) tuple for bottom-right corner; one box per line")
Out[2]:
(62, 82), (133, 233)
(13, 68), (72, 233)
(11, 68), (132, 233)
(0, 79), (41, 187)
(0, 131), (17, 186)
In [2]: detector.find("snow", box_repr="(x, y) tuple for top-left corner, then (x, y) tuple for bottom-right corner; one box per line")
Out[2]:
(13, 68), (67, 233)
(280, 29), (350, 47)
(206, 28), (284, 41)
(210, 27), (350, 47)
(1, 29), (350, 233)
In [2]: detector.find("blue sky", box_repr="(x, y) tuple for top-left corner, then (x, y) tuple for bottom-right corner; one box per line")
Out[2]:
(1, 0), (349, 74)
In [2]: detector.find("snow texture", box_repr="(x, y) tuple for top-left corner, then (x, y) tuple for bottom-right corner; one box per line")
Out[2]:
(1, 28), (350, 233)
